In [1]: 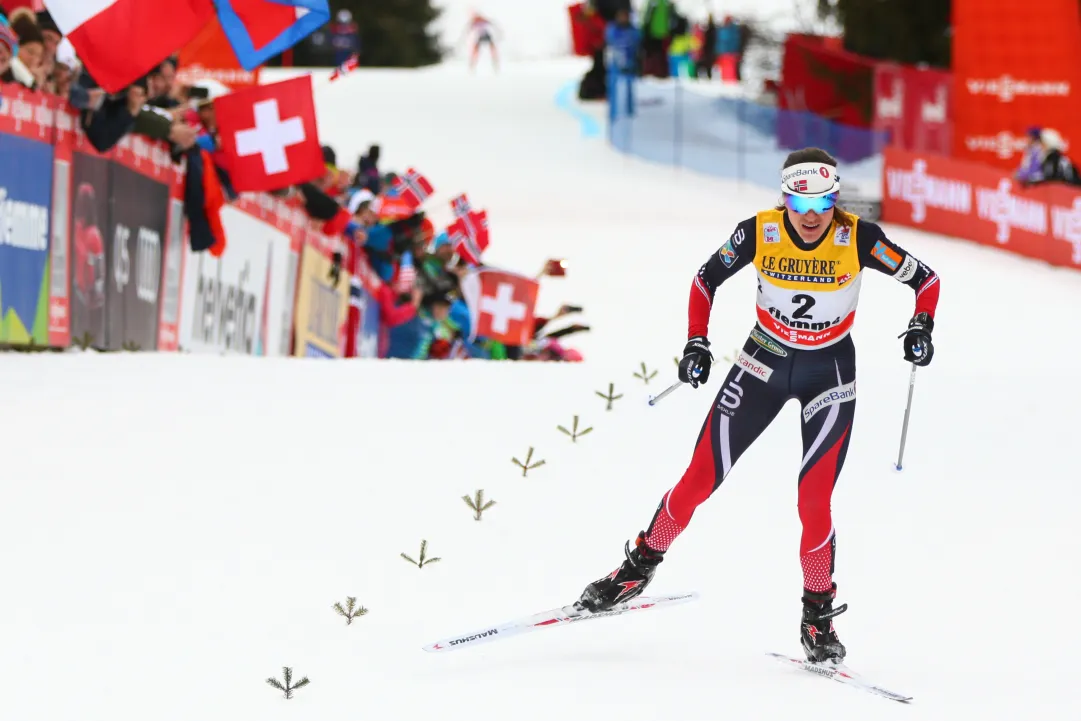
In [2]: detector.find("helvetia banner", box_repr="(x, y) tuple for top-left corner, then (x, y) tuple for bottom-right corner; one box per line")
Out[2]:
(178, 205), (292, 355)
(293, 244), (348, 358)
(0, 112), (54, 345)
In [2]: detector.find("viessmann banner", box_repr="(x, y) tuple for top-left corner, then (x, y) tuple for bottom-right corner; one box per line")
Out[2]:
(952, 0), (1081, 168)
(882, 147), (1081, 268)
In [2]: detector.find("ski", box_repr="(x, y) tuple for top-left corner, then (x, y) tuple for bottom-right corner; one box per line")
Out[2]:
(423, 592), (698, 653)
(767, 652), (912, 703)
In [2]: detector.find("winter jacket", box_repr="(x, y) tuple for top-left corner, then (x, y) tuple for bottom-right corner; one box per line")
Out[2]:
(605, 22), (640, 73)
(715, 22), (741, 55)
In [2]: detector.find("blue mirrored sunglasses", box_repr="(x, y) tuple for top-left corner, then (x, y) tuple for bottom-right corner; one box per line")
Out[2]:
(785, 192), (839, 214)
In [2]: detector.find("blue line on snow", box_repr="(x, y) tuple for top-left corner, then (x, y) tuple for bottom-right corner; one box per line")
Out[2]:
(555, 80), (602, 139)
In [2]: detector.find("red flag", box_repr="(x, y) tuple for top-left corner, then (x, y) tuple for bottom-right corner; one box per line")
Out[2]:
(214, 75), (324, 192)
(329, 54), (360, 82)
(460, 269), (539, 346)
(47, 0), (215, 93)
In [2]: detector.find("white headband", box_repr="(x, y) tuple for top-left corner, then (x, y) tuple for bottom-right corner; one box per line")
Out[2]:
(781, 162), (841, 198)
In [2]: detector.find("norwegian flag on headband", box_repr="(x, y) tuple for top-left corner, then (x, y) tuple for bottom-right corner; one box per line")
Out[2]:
(448, 194), (490, 265)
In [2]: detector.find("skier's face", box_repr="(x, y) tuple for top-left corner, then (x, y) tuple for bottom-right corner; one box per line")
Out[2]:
(784, 192), (838, 243)
(788, 206), (834, 242)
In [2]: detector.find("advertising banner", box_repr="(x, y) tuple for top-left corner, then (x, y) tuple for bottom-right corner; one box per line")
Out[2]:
(873, 63), (951, 156)
(779, 34), (877, 129)
(0, 85), (55, 346)
(157, 195), (186, 351)
(882, 147), (1081, 269)
(293, 244), (348, 358)
(48, 105), (76, 347)
(952, 0), (1081, 168)
(104, 163), (169, 351)
(178, 204), (293, 355)
(69, 152), (111, 347)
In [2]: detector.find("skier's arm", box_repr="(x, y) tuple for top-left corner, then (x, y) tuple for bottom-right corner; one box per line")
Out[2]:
(688, 217), (757, 338)
(856, 219), (940, 318)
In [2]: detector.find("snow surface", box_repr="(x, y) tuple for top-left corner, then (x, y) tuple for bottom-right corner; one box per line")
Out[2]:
(3, 59), (1081, 721)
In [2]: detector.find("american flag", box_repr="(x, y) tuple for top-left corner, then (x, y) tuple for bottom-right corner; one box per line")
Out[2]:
(329, 54), (360, 82)
(395, 253), (417, 292)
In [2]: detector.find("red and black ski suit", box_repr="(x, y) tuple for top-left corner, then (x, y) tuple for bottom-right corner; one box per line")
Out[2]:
(641, 210), (940, 594)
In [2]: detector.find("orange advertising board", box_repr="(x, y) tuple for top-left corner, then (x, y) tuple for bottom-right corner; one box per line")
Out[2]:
(952, 0), (1081, 168)
(177, 20), (261, 90)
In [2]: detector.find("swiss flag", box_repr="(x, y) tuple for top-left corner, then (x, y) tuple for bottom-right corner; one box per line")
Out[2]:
(460, 269), (540, 346)
(214, 75), (325, 192)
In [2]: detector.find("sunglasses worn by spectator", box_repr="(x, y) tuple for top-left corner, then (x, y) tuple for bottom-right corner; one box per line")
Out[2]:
(784, 192), (839, 214)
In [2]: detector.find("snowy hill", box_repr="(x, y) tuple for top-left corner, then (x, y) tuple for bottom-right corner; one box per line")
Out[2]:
(2, 60), (1080, 721)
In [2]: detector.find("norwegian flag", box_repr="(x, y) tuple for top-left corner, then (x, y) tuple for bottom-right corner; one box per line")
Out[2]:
(329, 53), (360, 82)
(448, 193), (490, 265)
(392, 168), (435, 210)
(793, 179), (808, 193)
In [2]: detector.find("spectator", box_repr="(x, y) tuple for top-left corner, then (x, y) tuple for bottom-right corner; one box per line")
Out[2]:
(355, 145), (382, 194)
(329, 9), (360, 66)
(1017, 127), (1080, 187)
(386, 290), (453, 359)
(605, 7), (639, 120)
(667, 11), (693, 78)
(696, 14), (717, 79)
(3, 9), (44, 88)
(0, 21), (16, 79)
(639, 0), (671, 78)
(148, 59), (180, 109)
(715, 16), (742, 82)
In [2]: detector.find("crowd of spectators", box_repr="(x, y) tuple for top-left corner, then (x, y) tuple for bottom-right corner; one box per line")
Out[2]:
(0, 6), (585, 363)
(314, 145), (587, 361)
(576, 0), (748, 101)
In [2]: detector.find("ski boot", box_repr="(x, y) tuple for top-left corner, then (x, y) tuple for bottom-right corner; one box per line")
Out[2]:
(801, 584), (848, 663)
(574, 532), (664, 613)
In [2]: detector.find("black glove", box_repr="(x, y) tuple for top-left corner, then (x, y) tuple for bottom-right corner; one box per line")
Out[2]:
(678, 336), (713, 387)
(328, 251), (343, 287)
(899, 312), (934, 366)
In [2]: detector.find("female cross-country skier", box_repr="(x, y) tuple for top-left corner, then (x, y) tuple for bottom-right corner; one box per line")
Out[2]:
(464, 12), (500, 72)
(575, 147), (941, 664)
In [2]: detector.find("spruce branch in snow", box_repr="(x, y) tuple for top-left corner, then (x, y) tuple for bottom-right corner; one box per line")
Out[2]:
(722, 347), (740, 363)
(462, 489), (496, 521)
(401, 539), (441, 568)
(595, 383), (623, 411)
(557, 415), (593, 442)
(266, 666), (310, 699)
(511, 446), (546, 477)
(633, 362), (658, 384)
(332, 596), (368, 625)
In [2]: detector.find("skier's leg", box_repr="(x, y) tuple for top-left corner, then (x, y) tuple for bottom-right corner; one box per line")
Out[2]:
(793, 336), (856, 661)
(490, 41), (499, 71)
(576, 337), (791, 611)
(643, 340), (790, 551)
(470, 41), (479, 70)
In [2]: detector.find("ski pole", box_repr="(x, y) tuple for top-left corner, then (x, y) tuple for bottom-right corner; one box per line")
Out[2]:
(648, 368), (700, 407)
(648, 380), (683, 406)
(895, 363), (918, 471)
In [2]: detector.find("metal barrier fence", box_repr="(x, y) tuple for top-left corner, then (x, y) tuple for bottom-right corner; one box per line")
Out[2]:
(607, 78), (889, 205)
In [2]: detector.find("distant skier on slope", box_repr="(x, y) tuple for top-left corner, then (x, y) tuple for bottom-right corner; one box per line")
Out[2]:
(464, 12), (500, 72)
(574, 147), (942, 664)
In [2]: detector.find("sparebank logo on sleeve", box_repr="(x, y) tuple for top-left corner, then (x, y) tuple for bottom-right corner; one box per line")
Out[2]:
(803, 381), (856, 422)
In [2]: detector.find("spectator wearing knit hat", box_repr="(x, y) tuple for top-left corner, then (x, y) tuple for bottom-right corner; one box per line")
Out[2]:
(2, 8), (43, 88)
